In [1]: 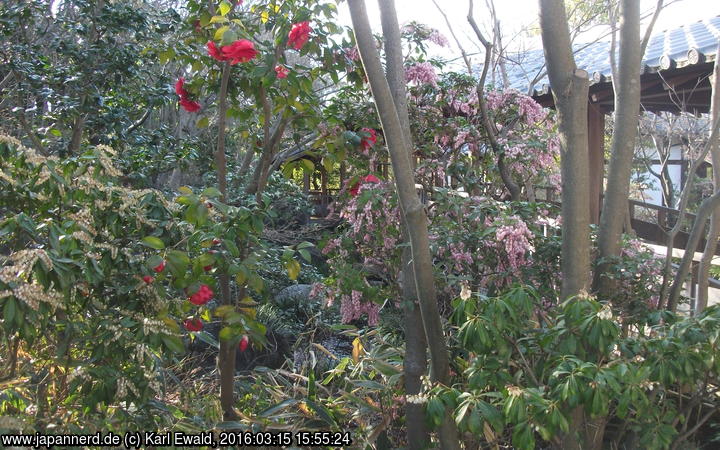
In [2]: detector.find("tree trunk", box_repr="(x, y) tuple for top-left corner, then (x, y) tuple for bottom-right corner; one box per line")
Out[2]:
(347, 1), (460, 448)
(538, 1), (591, 447)
(593, 0), (642, 299)
(377, 1), (430, 447)
(214, 61), (238, 420)
(538, 0), (591, 300)
(659, 116), (720, 309)
(695, 43), (720, 313)
(668, 189), (720, 311)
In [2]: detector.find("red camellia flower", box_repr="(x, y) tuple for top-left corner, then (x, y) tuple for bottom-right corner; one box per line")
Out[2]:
(179, 97), (201, 112)
(238, 335), (250, 352)
(183, 318), (203, 332)
(203, 265), (213, 272)
(212, 239), (221, 245)
(349, 174), (381, 196)
(360, 128), (377, 150)
(207, 41), (225, 61)
(142, 275), (154, 284)
(176, 77), (201, 113)
(288, 21), (311, 50)
(274, 65), (289, 79)
(153, 261), (166, 273)
(189, 284), (213, 306)
(221, 39), (258, 64)
(175, 77), (189, 97)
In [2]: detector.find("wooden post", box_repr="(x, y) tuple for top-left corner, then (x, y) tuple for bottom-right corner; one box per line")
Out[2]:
(303, 167), (310, 194)
(320, 166), (328, 207)
(588, 103), (605, 224)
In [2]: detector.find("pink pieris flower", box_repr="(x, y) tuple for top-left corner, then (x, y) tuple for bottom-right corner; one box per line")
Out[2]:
(405, 62), (438, 87)
(428, 30), (449, 47)
(340, 290), (380, 325)
(344, 46), (360, 61)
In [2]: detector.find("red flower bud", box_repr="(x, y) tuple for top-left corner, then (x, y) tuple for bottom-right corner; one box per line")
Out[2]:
(203, 265), (213, 272)
(212, 239), (221, 245)
(274, 65), (289, 79)
(183, 318), (203, 332)
(238, 335), (249, 352)
(153, 261), (166, 273)
(142, 275), (154, 284)
(359, 128), (377, 150)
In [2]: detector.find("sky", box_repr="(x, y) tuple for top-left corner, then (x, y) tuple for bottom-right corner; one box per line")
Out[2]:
(336, 0), (720, 67)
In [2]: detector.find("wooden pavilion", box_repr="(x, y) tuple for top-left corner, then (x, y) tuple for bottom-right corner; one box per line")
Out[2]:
(507, 16), (720, 224)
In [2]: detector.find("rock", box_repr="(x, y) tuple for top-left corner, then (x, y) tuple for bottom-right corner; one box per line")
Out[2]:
(293, 335), (353, 372)
(274, 284), (313, 304)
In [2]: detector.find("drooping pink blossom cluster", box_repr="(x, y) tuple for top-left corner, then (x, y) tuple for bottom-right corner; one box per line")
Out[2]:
(428, 30), (450, 47)
(344, 46), (360, 61)
(413, 81), (560, 195)
(405, 62), (439, 87)
(321, 180), (402, 325)
(492, 216), (534, 275)
(340, 289), (380, 325)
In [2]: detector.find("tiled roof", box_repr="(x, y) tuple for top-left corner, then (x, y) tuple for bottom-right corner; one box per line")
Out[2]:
(502, 15), (720, 96)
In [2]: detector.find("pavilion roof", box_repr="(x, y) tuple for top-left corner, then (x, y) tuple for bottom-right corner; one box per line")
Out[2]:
(501, 15), (720, 107)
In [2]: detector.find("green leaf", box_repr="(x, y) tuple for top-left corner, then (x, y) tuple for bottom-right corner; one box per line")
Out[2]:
(248, 274), (264, 293)
(214, 25), (229, 41)
(221, 29), (238, 46)
(202, 187), (221, 198)
(161, 334), (185, 354)
(298, 249), (311, 262)
(285, 259), (301, 281)
(195, 331), (219, 349)
(146, 254), (163, 270)
(300, 159), (315, 173)
(159, 49), (175, 64)
(167, 250), (190, 277)
(219, 0), (232, 16)
(259, 399), (298, 418)
(224, 239), (240, 257)
(4, 297), (17, 325)
(305, 399), (337, 427)
(196, 117), (209, 128)
(141, 236), (165, 250)
(219, 326), (234, 342)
